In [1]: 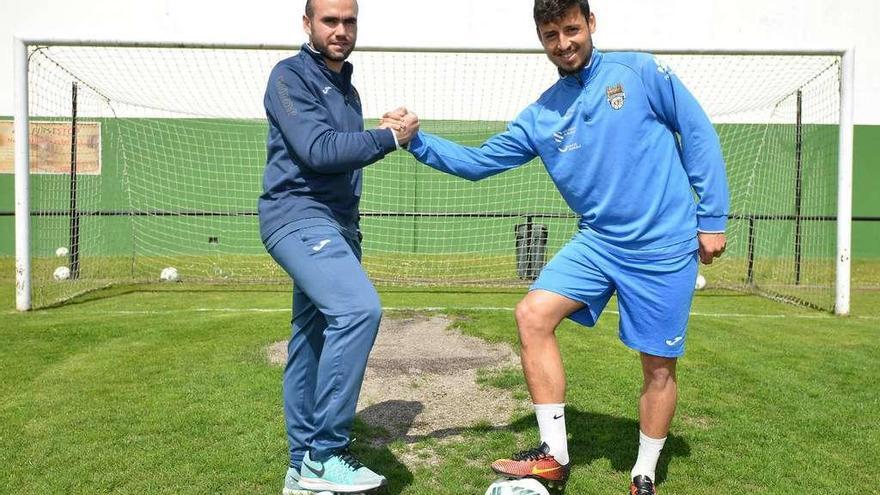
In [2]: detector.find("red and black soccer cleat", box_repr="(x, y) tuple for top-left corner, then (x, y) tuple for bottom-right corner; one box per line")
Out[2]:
(630, 475), (656, 495)
(491, 442), (570, 491)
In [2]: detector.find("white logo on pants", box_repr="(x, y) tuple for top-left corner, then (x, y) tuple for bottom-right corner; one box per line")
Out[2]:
(312, 239), (331, 252)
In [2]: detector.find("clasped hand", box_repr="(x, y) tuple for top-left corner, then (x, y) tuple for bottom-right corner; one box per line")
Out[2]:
(378, 107), (420, 146)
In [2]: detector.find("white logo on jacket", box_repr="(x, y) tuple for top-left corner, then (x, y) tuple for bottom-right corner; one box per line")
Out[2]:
(654, 57), (674, 80)
(553, 126), (580, 152)
(553, 127), (576, 143)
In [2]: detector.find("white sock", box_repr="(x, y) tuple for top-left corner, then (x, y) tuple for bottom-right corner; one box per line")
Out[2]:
(630, 430), (666, 481)
(534, 403), (569, 465)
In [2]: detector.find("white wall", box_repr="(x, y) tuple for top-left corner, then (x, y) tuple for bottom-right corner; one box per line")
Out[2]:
(3, 0), (878, 123)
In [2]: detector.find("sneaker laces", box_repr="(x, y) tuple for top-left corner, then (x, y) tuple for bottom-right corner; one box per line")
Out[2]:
(337, 447), (365, 471)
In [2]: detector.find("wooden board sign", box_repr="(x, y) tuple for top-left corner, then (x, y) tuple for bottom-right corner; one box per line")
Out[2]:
(0, 120), (101, 175)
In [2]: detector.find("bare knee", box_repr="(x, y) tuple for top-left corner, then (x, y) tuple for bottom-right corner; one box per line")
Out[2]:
(515, 291), (583, 344)
(515, 299), (556, 341)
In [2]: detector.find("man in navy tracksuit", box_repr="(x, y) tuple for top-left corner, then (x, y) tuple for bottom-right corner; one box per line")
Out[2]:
(259, 0), (418, 493)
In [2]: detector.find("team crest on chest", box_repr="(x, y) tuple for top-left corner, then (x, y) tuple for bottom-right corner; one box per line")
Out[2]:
(606, 83), (625, 110)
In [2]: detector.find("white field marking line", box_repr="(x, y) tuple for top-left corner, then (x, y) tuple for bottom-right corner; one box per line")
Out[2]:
(384, 308), (879, 320)
(10, 306), (879, 320)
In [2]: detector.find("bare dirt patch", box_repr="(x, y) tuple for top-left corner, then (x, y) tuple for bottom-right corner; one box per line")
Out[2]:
(266, 315), (528, 450)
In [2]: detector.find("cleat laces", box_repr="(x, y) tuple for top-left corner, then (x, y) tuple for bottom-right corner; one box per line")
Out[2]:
(512, 445), (551, 462)
(631, 475), (656, 495)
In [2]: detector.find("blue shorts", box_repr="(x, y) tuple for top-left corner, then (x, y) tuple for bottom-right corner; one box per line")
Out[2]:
(531, 230), (699, 358)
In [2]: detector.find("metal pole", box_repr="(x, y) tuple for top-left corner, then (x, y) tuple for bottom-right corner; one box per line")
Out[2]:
(14, 38), (31, 311)
(835, 48), (855, 316)
(69, 82), (80, 279)
(525, 215), (534, 279)
(747, 216), (756, 286)
(794, 90), (804, 285)
(411, 165), (418, 254)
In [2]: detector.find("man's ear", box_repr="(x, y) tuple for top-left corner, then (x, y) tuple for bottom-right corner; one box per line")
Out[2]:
(303, 15), (312, 38)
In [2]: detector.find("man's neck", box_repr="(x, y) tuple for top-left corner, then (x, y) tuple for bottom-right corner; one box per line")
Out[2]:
(324, 58), (344, 73)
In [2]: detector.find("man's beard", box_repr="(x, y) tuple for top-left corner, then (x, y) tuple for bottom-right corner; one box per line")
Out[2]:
(555, 50), (591, 76)
(557, 64), (584, 76)
(311, 37), (354, 62)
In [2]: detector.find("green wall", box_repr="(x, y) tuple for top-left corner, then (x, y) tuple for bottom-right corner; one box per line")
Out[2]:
(2, 121), (879, 258)
(853, 125), (880, 257)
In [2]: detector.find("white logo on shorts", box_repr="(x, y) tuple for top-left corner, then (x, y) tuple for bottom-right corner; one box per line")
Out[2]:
(665, 336), (683, 346)
(312, 239), (331, 252)
(322, 86), (332, 94)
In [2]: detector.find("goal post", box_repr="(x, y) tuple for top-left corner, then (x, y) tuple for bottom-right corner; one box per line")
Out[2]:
(836, 47), (855, 316)
(10, 39), (854, 313)
(14, 37), (31, 311)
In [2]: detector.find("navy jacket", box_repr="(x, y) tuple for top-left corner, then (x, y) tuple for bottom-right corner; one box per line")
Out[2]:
(259, 44), (397, 244)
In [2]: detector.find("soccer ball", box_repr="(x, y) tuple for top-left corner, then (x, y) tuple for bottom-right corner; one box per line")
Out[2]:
(53, 266), (71, 281)
(55, 246), (69, 257)
(695, 273), (707, 290)
(159, 267), (179, 282)
(484, 478), (550, 495)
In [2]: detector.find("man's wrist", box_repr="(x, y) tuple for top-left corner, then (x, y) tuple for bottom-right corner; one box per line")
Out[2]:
(391, 129), (411, 150)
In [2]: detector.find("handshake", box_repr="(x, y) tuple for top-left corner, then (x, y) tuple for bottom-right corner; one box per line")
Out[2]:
(378, 107), (420, 147)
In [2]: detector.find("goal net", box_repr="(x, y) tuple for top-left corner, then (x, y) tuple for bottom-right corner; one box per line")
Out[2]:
(10, 42), (852, 312)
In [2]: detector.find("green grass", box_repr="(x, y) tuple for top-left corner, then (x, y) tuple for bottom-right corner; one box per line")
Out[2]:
(1, 281), (878, 494)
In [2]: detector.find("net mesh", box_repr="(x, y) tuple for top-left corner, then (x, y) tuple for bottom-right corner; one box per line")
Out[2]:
(18, 45), (842, 309)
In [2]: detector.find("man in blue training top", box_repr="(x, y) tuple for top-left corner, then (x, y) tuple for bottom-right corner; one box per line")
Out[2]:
(384, 1), (727, 494)
(259, 0), (419, 493)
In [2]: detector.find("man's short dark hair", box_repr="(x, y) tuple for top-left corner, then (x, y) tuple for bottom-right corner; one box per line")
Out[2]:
(533, 0), (590, 25)
(305, 0), (314, 18)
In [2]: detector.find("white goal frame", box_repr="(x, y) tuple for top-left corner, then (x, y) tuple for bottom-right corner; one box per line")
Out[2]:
(12, 38), (855, 314)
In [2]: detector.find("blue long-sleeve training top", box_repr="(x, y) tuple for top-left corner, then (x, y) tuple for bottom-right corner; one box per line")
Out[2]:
(408, 50), (729, 256)
(259, 44), (397, 244)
